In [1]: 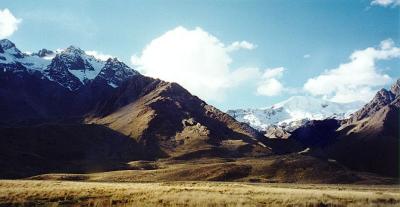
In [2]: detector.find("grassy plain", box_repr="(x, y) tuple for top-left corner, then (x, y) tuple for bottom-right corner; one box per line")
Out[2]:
(0, 180), (399, 207)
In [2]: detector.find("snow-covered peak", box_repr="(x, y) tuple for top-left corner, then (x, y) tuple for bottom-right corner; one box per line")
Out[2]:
(269, 96), (363, 118)
(45, 46), (106, 88)
(104, 57), (128, 68)
(0, 40), (139, 91)
(64, 45), (85, 55)
(227, 96), (364, 132)
(0, 39), (23, 58)
(0, 39), (51, 71)
(95, 57), (138, 88)
(0, 39), (16, 50)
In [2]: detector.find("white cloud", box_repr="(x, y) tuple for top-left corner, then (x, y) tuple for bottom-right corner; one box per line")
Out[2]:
(226, 41), (257, 52)
(262, 67), (285, 79)
(371, 0), (400, 7)
(256, 67), (285, 96)
(0, 9), (22, 39)
(131, 26), (258, 101)
(229, 67), (261, 86)
(85, 50), (113, 61)
(304, 39), (399, 103)
(303, 54), (311, 58)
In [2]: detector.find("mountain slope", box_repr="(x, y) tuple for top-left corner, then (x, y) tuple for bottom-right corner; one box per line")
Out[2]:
(326, 80), (400, 177)
(86, 76), (270, 158)
(327, 104), (399, 177)
(0, 39), (271, 170)
(0, 124), (146, 178)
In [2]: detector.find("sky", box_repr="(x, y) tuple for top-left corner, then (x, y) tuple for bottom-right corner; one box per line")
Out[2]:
(1, 0), (399, 111)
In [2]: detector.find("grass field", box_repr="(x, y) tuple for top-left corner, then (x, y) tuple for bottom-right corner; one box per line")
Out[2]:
(0, 180), (399, 207)
(27, 156), (397, 184)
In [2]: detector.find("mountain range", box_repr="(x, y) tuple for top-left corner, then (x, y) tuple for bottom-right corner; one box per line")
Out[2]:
(0, 39), (398, 182)
(227, 96), (364, 133)
(0, 39), (271, 178)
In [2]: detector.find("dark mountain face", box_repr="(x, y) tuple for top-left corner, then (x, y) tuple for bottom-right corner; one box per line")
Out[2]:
(289, 119), (340, 147)
(33, 48), (54, 57)
(94, 58), (137, 87)
(327, 105), (399, 177)
(336, 81), (400, 176)
(45, 54), (85, 90)
(0, 124), (146, 178)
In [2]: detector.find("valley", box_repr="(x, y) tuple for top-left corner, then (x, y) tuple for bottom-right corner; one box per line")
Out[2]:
(0, 37), (399, 206)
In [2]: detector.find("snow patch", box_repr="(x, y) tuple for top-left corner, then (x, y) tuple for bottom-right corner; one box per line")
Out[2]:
(109, 82), (118, 88)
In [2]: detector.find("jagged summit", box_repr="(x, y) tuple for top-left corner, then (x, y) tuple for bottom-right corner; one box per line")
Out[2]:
(0, 39), (23, 58)
(64, 45), (85, 55)
(33, 49), (54, 58)
(0, 39), (16, 50)
(390, 79), (400, 96)
(95, 57), (138, 87)
(0, 39), (139, 90)
(349, 78), (400, 122)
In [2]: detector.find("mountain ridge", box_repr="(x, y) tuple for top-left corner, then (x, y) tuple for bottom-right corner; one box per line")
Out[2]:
(227, 96), (364, 132)
(0, 39), (138, 91)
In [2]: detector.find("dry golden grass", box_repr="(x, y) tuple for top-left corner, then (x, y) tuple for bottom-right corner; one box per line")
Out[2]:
(0, 180), (399, 207)
(29, 156), (397, 184)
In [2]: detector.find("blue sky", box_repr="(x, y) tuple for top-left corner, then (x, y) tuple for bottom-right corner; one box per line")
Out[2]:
(1, 0), (399, 110)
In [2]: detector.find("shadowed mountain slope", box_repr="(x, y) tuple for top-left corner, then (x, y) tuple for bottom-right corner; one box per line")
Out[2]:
(327, 103), (399, 177)
(0, 124), (146, 178)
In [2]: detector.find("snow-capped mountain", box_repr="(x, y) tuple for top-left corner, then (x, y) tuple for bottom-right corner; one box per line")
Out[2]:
(0, 39), (138, 90)
(227, 96), (364, 132)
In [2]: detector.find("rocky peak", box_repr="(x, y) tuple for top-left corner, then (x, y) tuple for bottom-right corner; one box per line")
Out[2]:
(34, 49), (54, 57)
(390, 78), (400, 97)
(347, 80), (400, 123)
(45, 48), (92, 90)
(64, 45), (85, 55)
(375, 88), (395, 103)
(0, 39), (23, 58)
(0, 39), (16, 50)
(53, 48), (94, 72)
(105, 57), (126, 67)
(95, 58), (138, 87)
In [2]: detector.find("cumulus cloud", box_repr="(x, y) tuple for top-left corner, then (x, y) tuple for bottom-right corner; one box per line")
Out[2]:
(304, 39), (399, 103)
(303, 54), (311, 58)
(0, 9), (22, 39)
(85, 50), (113, 61)
(131, 26), (258, 101)
(256, 67), (285, 96)
(226, 41), (257, 52)
(371, 0), (400, 7)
